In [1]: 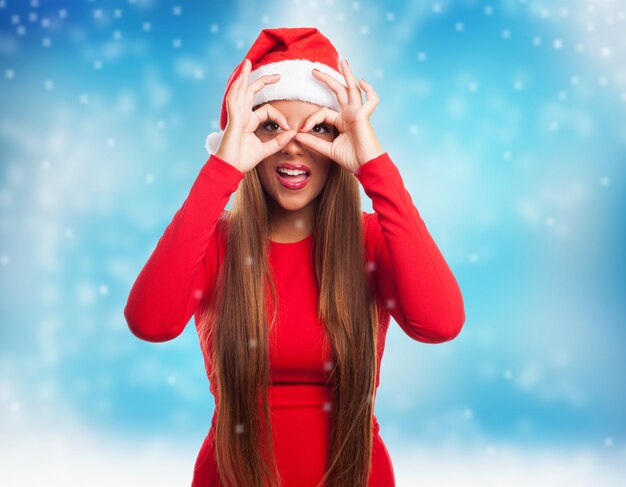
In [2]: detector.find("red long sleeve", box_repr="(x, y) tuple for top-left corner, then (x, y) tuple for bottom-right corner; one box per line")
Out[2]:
(355, 152), (465, 343)
(128, 151), (462, 485)
(123, 154), (245, 343)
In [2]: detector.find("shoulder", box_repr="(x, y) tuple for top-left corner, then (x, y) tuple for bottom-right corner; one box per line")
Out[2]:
(361, 210), (379, 261)
(361, 210), (376, 231)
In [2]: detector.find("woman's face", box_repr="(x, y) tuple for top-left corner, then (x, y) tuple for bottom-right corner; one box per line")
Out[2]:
(254, 100), (337, 213)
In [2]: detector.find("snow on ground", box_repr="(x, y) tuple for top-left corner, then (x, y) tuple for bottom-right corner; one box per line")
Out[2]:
(2, 418), (625, 486)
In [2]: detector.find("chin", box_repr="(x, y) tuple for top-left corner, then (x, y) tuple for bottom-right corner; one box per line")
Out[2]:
(274, 192), (317, 211)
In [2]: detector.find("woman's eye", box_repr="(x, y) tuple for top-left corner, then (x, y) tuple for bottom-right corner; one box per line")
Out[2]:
(312, 123), (330, 133)
(262, 120), (280, 131)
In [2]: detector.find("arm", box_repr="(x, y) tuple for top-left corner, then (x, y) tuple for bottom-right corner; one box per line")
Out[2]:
(356, 152), (465, 343)
(123, 154), (245, 342)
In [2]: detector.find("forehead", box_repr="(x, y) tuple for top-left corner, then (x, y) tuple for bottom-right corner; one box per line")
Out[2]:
(255, 99), (322, 116)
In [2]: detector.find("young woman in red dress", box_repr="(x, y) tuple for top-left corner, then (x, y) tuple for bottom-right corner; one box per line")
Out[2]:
(124, 27), (465, 487)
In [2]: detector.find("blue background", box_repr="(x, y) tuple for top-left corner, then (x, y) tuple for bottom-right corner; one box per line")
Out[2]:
(1, 0), (625, 485)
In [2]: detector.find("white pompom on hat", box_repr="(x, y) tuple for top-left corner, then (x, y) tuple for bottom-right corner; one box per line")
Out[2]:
(205, 27), (346, 155)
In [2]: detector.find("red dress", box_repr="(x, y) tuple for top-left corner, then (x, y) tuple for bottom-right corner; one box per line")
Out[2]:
(124, 152), (465, 486)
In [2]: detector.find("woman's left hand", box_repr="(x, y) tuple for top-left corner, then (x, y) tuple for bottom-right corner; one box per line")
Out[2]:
(293, 59), (385, 174)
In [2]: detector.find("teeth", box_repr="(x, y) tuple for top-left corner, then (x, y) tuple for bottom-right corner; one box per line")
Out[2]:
(278, 167), (308, 176)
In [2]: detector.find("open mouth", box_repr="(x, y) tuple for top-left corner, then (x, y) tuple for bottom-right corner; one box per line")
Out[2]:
(275, 167), (311, 189)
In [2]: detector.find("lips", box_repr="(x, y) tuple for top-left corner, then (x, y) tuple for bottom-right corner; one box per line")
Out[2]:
(275, 162), (312, 190)
(275, 162), (311, 175)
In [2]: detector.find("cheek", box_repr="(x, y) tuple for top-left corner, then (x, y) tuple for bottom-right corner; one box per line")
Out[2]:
(311, 164), (332, 189)
(255, 163), (275, 188)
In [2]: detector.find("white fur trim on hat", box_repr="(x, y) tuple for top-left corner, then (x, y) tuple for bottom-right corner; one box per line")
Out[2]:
(248, 59), (346, 111)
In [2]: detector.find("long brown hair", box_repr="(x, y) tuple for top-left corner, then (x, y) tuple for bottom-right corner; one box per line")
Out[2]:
(197, 132), (380, 487)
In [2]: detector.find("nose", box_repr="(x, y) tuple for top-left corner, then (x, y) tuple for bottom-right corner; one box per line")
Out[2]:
(280, 130), (305, 157)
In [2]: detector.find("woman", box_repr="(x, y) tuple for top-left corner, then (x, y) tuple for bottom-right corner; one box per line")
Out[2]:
(124, 27), (465, 487)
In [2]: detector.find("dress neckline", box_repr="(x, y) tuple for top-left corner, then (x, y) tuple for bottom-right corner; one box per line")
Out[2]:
(269, 233), (313, 246)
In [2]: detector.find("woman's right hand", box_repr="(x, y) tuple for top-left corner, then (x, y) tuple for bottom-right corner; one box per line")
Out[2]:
(215, 58), (297, 174)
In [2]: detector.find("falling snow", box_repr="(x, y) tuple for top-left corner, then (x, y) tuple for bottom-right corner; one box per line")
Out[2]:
(1, 0), (625, 486)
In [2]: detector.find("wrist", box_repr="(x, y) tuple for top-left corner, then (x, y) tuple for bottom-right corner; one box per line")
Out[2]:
(214, 151), (245, 173)
(356, 144), (385, 168)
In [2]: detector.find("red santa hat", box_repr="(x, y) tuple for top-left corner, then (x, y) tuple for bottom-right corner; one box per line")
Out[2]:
(205, 27), (346, 155)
